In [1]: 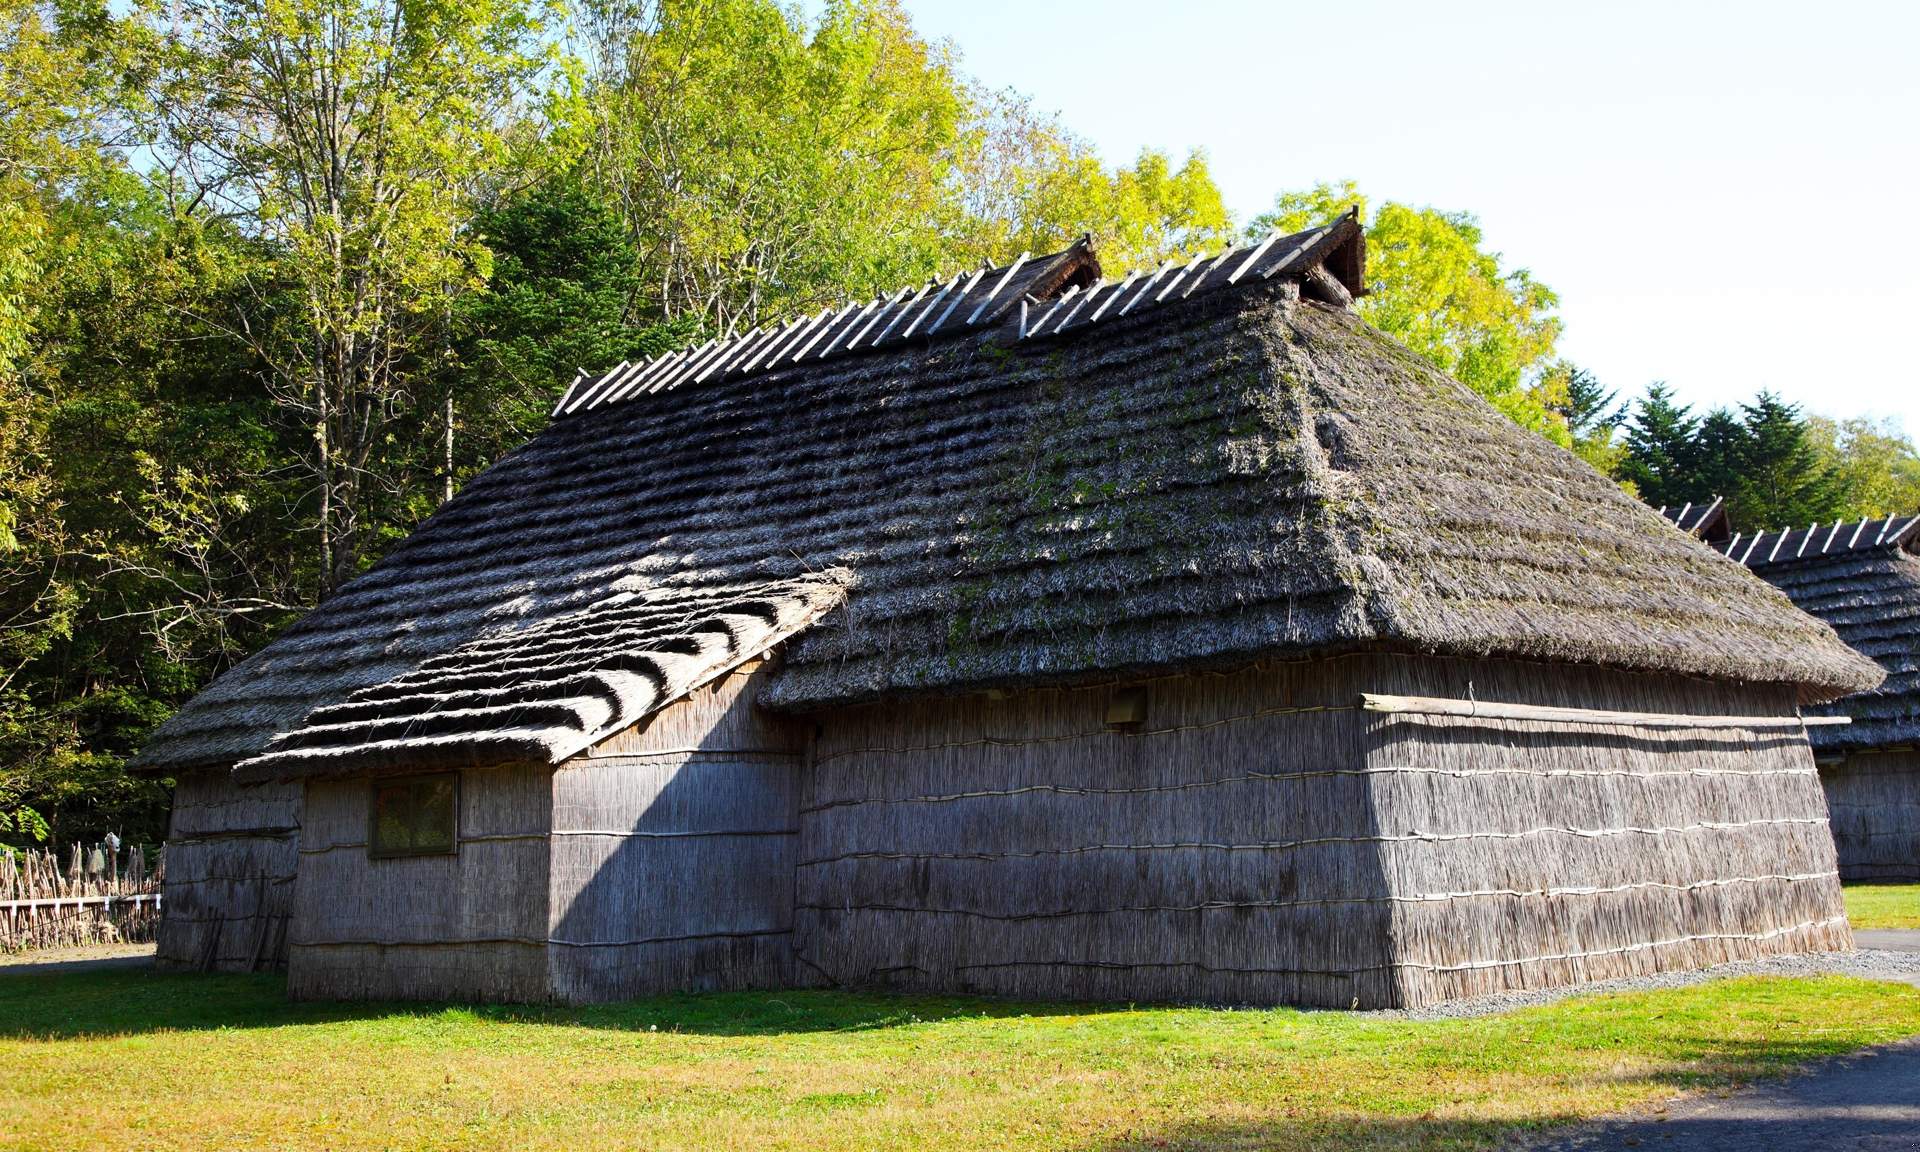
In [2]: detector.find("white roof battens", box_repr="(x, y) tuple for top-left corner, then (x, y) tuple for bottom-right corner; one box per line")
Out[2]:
(761, 309), (833, 371)
(650, 337), (735, 394)
(900, 274), (961, 341)
(847, 287), (914, 350)
(1821, 520), (1845, 554)
(735, 318), (804, 375)
(1848, 516), (1871, 549)
(646, 339), (722, 395)
(1087, 270), (1139, 325)
(1154, 253), (1208, 304)
(814, 299), (879, 361)
(570, 359), (646, 412)
(1053, 280), (1106, 334)
(558, 362), (620, 415)
(1118, 263), (1172, 317)
(925, 267), (986, 335)
(1228, 230), (1283, 285)
(965, 253), (1030, 326)
(602, 352), (681, 406)
(692, 327), (760, 385)
(790, 302), (861, 363)
(1182, 245), (1239, 298)
(1260, 225), (1332, 281)
(552, 367), (597, 417)
(1023, 284), (1080, 340)
(869, 281), (935, 347)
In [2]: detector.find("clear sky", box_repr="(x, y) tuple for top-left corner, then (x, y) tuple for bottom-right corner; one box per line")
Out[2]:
(890, 0), (1920, 434)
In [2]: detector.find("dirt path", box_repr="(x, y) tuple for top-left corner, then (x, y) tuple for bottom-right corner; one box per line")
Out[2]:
(0, 942), (155, 975)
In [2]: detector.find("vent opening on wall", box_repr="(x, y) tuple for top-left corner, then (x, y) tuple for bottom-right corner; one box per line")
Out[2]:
(1105, 686), (1149, 731)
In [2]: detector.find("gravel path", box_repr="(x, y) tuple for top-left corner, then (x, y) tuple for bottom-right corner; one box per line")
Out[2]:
(1388, 943), (1920, 1021)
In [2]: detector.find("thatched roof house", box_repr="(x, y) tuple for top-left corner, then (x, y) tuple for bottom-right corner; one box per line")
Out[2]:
(139, 216), (1879, 1007)
(1702, 514), (1920, 880)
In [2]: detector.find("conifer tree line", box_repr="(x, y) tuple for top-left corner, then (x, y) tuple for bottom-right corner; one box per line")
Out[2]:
(1573, 380), (1920, 534)
(2, 0), (1916, 846)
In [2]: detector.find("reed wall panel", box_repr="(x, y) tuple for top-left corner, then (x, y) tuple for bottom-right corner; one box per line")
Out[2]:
(796, 660), (1395, 1007)
(797, 654), (1848, 1009)
(1360, 671), (1849, 1006)
(155, 770), (301, 972)
(548, 662), (806, 1002)
(284, 764), (551, 1001)
(1822, 749), (1920, 881)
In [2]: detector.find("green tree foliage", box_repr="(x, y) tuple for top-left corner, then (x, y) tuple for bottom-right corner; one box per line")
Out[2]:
(1807, 416), (1920, 523)
(1539, 363), (1625, 477)
(449, 178), (691, 468)
(1251, 182), (1566, 442)
(1616, 383), (1701, 508)
(148, 0), (558, 591)
(952, 89), (1235, 272)
(576, 0), (968, 331)
(1618, 387), (1920, 532)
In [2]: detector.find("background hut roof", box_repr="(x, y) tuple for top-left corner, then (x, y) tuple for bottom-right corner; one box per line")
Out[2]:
(132, 217), (1879, 781)
(1657, 497), (1729, 542)
(1718, 514), (1920, 753)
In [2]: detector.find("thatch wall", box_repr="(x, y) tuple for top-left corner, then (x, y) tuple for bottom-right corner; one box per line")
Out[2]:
(1821, 749), (1920, 881)
(1364, 695), (1847, 1003)
(284, 764), (551, 1001)
(548, 660), (805, 1001)
(796, 654), (1848, 1009)
(154, 770), (301, 972)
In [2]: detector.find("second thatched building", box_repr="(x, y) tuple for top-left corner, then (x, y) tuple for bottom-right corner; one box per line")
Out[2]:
(1707, 515), (1920, 881)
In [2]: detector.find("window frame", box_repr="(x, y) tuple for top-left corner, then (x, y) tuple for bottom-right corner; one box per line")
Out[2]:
(367, 772), (460, 860)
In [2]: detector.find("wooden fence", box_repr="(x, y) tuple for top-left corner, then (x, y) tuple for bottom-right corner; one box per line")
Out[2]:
(1, 843), (163, 953)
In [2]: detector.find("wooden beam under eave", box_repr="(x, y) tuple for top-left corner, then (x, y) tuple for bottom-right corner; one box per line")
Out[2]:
(1302, 264), (1355, 309)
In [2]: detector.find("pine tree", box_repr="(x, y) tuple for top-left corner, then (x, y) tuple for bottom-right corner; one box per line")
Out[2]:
(1618, 383), (1700, 508)
(1732, 392), (1843, 530)
(1689, 408), (1747, 510)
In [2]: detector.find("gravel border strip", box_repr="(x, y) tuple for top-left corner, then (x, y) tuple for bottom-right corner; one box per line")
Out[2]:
(1376, 947), (1920, 1020)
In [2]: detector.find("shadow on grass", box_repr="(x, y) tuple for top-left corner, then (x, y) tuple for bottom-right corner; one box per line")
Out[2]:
(0, 963), (1112, 1040)
(1080, 1114), (1585, 1152)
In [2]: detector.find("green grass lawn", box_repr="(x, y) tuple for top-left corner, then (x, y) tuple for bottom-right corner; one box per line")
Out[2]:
(1846, 882), (1920, 930)
(3, 969), (1919, 1150)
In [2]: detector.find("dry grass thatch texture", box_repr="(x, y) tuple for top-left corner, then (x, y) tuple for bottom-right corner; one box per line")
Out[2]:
(547, 663), (807, 1002)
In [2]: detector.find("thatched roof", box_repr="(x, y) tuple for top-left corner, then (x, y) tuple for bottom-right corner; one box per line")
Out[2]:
(1720, 514), (1920, 753)
(132, 216), (1880, 782)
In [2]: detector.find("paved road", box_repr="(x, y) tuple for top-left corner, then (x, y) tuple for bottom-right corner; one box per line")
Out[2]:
(1858, 930), (1920, 955)
(1528, 1037), (1920, 1151)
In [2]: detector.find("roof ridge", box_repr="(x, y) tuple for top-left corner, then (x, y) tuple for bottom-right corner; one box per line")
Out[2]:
(1720, 512), (1920, 568)
(550, 214), (1365, 420)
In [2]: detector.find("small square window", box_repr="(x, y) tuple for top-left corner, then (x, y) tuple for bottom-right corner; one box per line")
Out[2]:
(369, 773), (458, 858)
